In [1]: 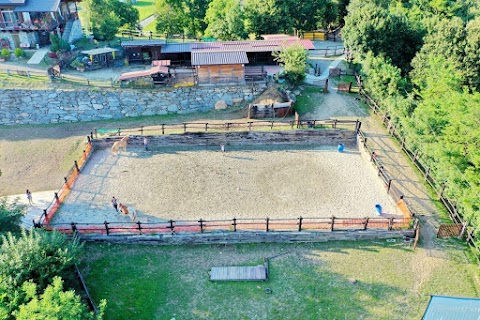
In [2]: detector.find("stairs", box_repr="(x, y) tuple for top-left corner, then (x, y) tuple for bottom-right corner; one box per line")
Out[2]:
(62, 20), (74, 42)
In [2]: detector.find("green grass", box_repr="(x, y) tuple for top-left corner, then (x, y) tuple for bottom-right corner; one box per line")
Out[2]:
(294, 86), (325, 115)
(133, 0), (157, 21)
(143, 21), (157, 33)
(81, 240), (480, 320)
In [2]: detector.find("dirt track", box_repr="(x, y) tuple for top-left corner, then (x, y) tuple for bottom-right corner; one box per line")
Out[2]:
(51, 145), (399, 224)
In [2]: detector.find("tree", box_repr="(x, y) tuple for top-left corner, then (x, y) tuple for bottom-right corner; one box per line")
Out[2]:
(0, 229), (82, 317)
(343, 0), (422, 73)
(273, 42), (308, 85)
(204, 0), (247, 40)
(83, 0), (121, 40)
(155, 0), (185, 35)
(463, 17), (480, 90)
(244, 0), (282, 38)
(112, 0), (140, 29)
(0, 199), (25, 233)
(14, 277), (105, 320)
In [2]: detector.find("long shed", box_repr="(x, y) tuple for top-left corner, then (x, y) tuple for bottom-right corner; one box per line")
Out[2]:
(192, 51), (249, 85)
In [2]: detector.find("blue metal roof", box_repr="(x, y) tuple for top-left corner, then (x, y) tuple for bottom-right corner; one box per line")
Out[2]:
(423, 295), (480, 320)
(13, 0), (60, 12)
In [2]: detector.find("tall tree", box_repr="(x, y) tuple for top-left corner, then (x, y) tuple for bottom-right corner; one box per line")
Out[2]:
(155, 0), (185, 35)
(0, 199), (24, 233)
(204, 0), (247, 40)
(343, 0), (422, 73)
(112, 0), (140, 29)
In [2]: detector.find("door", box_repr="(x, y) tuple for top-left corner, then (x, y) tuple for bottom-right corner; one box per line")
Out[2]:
(12, 34), (21, 48)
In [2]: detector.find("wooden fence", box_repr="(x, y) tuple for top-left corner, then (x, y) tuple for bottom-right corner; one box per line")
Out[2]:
(356, 75), (480, 260)
(36, 141), (93, 226)
(92, 119), (361, 138)
(46, 216), (413, 236)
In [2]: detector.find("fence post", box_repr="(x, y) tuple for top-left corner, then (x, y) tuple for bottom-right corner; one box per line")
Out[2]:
(64, 177), (69, 188)
(388, 218), (394, 231)
(43, 209), (47, 223)
(104, 221), (109, 235)
(71, 222), (77, 233)
(425, 167), (430, 181)
(140, 126), (144, 136)
(183, 123), (187, 133)
(226, 123), (230, 131)
(232, 218), (237, 232)
(363, 218), (369, 230)
(439, 184), (446, 199)
(199, 219), (204, 233)
(54, 192), (59, 202)
(137, 221), (142, 234)
(87, 136), (91, 145)
(161, 124), (165, 135)
(291, 120), (294, 129)
(117, 128), (121, 136)
(378, 166), (383, 177)
(205, 123), (208, 132)
(355, 120), (361, 134)
(74, 160), (79, 172)
(401, 137), (405, 150)
(266, 217), (270, 232)
(248, 122), (252, 131)
(298, 216), (303, 232)
(169, 219), (174, 233)
(387, 179), (392, 193)
(331, 216), (335, 231)
(270, 121), (274, 130)
(333, 120), (337, 129)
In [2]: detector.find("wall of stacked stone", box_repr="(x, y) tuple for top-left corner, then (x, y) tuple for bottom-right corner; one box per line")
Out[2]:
(0, 84), (266, 125)
(94, 130), (358, 148)
(80, 229), (415, 245)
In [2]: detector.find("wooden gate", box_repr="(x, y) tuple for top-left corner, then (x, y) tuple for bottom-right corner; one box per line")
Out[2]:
(437, 223), (464, 238)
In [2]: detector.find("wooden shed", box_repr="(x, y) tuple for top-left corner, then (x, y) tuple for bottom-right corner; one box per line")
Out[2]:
(121, 40), (165, 63)
(192, 51), (249, 85)
(80, 48), (119, 70)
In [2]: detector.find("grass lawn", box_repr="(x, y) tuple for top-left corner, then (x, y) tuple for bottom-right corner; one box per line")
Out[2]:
(81, 240), (480, 320)
(294, 86), (325, 115)
(133, 0), (157, 20)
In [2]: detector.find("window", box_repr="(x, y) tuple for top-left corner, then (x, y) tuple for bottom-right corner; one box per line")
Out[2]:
(1, 11), (18, 27)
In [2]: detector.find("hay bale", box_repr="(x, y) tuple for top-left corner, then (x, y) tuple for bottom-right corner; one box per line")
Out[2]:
(252, 87), (287, 105)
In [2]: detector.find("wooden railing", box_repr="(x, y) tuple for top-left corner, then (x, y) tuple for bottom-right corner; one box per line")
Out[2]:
(356, 75), (480, 261)
(92, 119), (361, 138)
(46, 216), (413, 236)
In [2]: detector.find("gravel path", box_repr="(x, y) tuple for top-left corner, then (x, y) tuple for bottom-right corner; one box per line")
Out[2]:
(51, 145), (399, 224)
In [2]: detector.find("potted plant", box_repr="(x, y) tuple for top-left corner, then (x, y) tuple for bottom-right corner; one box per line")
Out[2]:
(0, 48), (10, 61)
(70, 58), (85, 72)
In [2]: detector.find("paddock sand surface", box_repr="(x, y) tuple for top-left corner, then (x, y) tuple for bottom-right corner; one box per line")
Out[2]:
(51, 145), (400, 224)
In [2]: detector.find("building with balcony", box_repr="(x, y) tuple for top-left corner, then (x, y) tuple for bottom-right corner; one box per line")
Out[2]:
(0, 0), (83, 49)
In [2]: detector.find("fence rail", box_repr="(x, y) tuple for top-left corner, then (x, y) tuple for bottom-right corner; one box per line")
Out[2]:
(356, 75), (480, 261)
(92, 119), (361, 138)
(46, 216), (412, 236)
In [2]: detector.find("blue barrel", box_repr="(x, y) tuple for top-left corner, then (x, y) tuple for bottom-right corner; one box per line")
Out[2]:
(375, 204), (382, 215)
(337, 143), (345, 153)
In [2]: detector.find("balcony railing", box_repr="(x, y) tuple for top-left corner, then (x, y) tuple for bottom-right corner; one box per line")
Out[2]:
(0, 19), (58, 31)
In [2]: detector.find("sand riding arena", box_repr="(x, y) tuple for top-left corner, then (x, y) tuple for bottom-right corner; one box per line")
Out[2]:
(42, 121), (413, 237)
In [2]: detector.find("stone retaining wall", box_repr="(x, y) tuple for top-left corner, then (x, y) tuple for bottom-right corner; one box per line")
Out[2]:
(79, 229), (415, 245)
(94, 129), (358, 148)
(0, 84), (266, 125)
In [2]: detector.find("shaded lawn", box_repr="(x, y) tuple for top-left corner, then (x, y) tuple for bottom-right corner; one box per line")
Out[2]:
(295, 86), (325, 115)
(133, 0), (156, 21)
(80, 240), (480, 320)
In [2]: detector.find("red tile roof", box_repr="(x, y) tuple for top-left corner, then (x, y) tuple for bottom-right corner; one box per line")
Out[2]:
(191, 38), (314, 53)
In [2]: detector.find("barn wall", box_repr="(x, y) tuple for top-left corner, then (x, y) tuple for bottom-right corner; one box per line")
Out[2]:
(196, 64), (245, 84)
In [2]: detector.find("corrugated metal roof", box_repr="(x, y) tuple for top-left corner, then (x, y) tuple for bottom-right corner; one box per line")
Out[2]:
(0, 0), (25, 5)
(121, 40), (166, 47)
(81, 48), (118, 55)
(119, 65), (169, 81)
(191, 39), (315, 53)
(161, 43), (194, 53)
(423, 296), (480, 320)
(13, 0), (59, 12)
(192, 51), (248, 66)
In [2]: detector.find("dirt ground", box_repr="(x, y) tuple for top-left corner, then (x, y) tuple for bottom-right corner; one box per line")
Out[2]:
(50, 145), (399, 224)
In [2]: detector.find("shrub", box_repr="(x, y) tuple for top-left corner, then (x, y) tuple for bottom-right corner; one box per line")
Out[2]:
(70, 58), (85, 69)
(0, 199), (25, 233)
(48, 51), (58, 59)
(14, 48), (24, 58)
(50, 34), (71, 53)
(1, 48), (10, 58)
